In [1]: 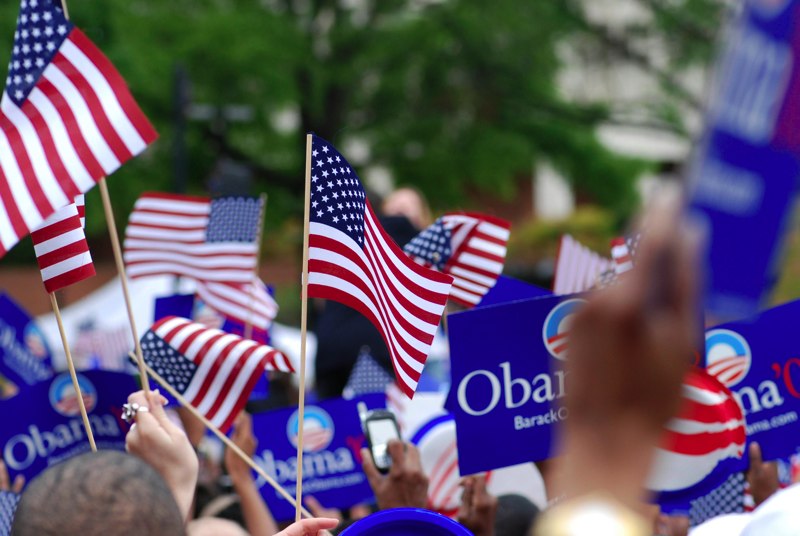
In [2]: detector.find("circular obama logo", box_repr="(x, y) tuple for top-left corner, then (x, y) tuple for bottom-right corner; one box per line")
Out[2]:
(542, 299), (587, 361)
(705, 329), (752, 388)
(287, 406), (335, 453)
(49, 372), (97, 417)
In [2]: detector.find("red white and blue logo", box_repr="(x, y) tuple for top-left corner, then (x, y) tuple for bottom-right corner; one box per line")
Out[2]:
(287, 406), (335, 453)
(705, 329), (752, 388)
(48, 372), (97, 417)
(542, 299), (587, 360)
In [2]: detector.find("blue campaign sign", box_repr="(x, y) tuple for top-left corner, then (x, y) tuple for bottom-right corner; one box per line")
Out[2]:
(0, 370), (136, 485)
(688, 0), (800, 318)
(448, 293), (583, 475)
(475, 275), (551, 308)
(703, 299), (800, 461)
(250, 395), (385, 521)
(0, 293), (53, 391)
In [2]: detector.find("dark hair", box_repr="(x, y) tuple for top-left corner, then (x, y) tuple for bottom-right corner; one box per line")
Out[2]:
(12, 450), (185, 536)
(494, 494), (540, 536)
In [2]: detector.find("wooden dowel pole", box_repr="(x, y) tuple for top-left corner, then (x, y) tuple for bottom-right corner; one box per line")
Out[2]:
(98, 179), (150, 393)
(135, 357), (312, 518)
(295, 134), (313, 522)
(50, 293), (96, 452)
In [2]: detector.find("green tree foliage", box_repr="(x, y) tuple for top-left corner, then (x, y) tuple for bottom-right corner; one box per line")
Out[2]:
(0, 0), (723, 263)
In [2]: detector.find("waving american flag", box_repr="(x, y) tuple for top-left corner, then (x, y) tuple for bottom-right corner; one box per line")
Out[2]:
(140, 316), (293, 432)
(404, 212), (510, 307)
(0, 0), (156, 258)
(306, 134), (453, 398)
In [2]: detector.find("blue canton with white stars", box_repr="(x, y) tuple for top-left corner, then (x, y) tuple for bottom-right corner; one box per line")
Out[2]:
(5, 0), (73, 106)
(343, 349), (393, 397)
(206, 197), (262, 243)
(403, 217), (452, 271)
(140, 330), (197, 394)
(310, 135), (367, 247)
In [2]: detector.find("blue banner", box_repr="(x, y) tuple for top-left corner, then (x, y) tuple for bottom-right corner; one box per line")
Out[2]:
(250, 395), (385, 521)
(476, 275), (551, 308)
(0, 293), (53, 394)
(704, 299), (800, 461)
(447, 294), (582, 474)
(0, 370), (137, 485)
(688, 0), (800, 318)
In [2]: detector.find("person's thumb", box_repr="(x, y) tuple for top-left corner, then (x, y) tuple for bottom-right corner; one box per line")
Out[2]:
(749, 442), (763, 469)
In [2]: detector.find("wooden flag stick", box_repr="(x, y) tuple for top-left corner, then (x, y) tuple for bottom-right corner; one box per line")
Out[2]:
(50, 293), (97, 452)
(134, 357), (312, 518)
(98, 179), (150, 393)
(57, 0), (148, 391)
(294, 133), (313, 522)
(245, 193), (268, 341)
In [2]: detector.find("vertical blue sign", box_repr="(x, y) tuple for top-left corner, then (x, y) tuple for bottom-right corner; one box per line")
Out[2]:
(688, 0), (800, 318)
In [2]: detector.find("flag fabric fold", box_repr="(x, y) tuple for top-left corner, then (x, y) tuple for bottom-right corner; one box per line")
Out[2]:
(0, 0), (157, 258)
(552, 234), (614, 295)
(306, 134), (453, 398)
(31, 199), (94, 293)
(123, 193), (262, 283)
(140, 316), (293, 432)
(404, 212), (510, 308)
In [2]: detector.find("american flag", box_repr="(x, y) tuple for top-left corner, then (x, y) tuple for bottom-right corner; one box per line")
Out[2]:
(73, 323), (131, 370)
(552, 234), (614, 295)
(306, 134), (453, 398)
(123, 193), (262, 283)
(0, 0), (157, 258)
(140, 316), (294, 432)
(0, 490), (20, 536)
(30, 198), (94, 293)
(610, 234), (640, 275)
(195, 277), (278, 332)
(403, 213), (511, 308)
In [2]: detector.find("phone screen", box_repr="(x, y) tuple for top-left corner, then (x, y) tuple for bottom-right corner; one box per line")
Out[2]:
(367, 418), (400, 470)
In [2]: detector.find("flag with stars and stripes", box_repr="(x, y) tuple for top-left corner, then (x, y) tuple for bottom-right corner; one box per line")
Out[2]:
(306, 134), (453, 398)
(124, 193), (262, 283)
(404, 213), (511, 308)
(0, 490), (20, 536)
(139, 316), (294, 432)
(0, 0), (157, 259)
(75, 193), (84, 228)
(553, 234), (614, 295)
(30, 198), (94, 293)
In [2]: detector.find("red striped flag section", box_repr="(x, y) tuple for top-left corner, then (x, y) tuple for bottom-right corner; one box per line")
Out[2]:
(552, 234), (614, 295)
(195, 278), (278, 331)
(306, 135), (453, 398)
(123, 193), (260, 283)
(75, 194), (85, 229)
(442, 213), (509, 307)
(141, 316), (293, 432)
(0, 1), (157, 258)
(31, 200), (94, 293)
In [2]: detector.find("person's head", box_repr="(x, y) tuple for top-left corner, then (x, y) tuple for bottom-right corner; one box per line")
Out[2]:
(494, 494), (539, 536)
(382, 187), (432, 230)
(187, 517), (248, 536)
(12, 450), (185, 536)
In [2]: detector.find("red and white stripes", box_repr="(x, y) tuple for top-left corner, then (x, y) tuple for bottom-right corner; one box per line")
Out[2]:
(553, 234), (614, 295)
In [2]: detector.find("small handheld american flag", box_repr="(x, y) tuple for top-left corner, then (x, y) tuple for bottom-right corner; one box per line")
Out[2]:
(306, 134), (453, 398)
(30, 198), (94, 293)
(124, 193), (262, 283)
(403, 212), (511, 308)
(140, 316), (294, 432)
(0, 0), (157, 259)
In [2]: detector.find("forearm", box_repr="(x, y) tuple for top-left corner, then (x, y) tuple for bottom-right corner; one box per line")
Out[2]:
(232, 473), (279, 536)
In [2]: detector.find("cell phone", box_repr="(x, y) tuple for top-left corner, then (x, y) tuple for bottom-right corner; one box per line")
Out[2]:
(363, 409), (401, 474)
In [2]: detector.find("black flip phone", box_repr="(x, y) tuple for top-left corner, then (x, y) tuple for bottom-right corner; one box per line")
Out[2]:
(363, 409), (401, 474)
